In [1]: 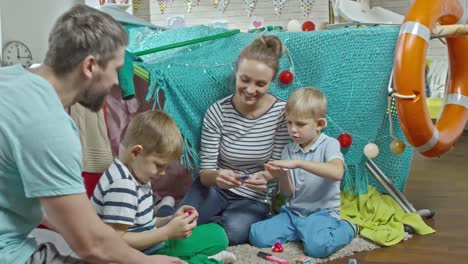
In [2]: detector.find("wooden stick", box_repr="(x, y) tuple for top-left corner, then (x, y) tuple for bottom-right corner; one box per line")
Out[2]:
(432, 24), (468, 38)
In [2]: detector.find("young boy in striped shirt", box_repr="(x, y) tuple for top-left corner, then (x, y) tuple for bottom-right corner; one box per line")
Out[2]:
(91, 110), (235, 263)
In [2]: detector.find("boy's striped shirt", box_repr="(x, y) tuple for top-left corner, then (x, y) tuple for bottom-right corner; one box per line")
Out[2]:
(91, 159), (155, 232)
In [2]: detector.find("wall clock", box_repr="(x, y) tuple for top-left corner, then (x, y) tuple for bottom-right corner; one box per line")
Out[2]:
(1, 41), (33, 68)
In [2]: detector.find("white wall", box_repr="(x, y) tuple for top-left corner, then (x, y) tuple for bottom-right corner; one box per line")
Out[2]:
(0, 0), (464, 64)
(142, 0), (412, 31)
(370, 0), (410, 15)
(372, 0), (446, 61)
(372, 0), (467, 60)
(0, 0), (82, 63)
(146, 0), (329, 31)
(134, 0), (462, 60)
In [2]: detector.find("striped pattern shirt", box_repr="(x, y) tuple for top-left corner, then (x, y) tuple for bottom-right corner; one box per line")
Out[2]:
(91, 159), (156, 233)
(200, 95), (290, 202)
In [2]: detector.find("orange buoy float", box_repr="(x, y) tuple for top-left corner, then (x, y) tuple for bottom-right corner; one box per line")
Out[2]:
(393, 0), (468, 157)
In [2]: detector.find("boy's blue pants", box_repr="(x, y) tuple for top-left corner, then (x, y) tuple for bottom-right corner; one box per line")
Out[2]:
(249, 206), (355, 258)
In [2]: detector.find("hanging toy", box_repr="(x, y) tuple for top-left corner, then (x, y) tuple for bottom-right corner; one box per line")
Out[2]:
(158, 0), (168, 14)
(287, 20), (302, 32)
(279, 70), (294, 84)
(185, 0), (200, 12)
(364, 143), (379, 159)
(244, 0), (257, 16)
(133, 0), (143, 11)
(390, 138), (406, 155)
(337, 133), (352, 148)
(218, 0), (230, 12)
(300, 0), (315, 17)
(302, 20), (315, 31)
(273, 0), (287, 16)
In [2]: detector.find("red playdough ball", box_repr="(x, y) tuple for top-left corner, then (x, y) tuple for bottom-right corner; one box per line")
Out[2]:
(302, 21), (315, 31)
(272, 242), (284, 252)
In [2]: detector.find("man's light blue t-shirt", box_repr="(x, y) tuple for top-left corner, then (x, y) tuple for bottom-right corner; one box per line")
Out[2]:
(0, 65), (85, 264)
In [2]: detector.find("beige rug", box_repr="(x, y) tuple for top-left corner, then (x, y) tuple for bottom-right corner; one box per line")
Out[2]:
(227, 237), (379, 264)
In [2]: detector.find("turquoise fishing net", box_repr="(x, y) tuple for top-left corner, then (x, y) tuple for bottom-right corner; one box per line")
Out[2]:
(131, 25), (412, 194)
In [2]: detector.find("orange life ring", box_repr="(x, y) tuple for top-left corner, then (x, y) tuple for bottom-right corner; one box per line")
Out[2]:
(393, 0), (468, 157)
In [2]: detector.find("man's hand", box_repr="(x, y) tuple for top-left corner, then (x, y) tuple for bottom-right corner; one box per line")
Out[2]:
(146, 255), (187, 264)
(216, 169), (242, 189)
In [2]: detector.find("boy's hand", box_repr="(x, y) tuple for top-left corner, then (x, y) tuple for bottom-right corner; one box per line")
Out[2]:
(175, 206), (199, 220)
(264, 163), (288, 178)
(267, 160), (298, 170)
(216, 169), (242, 189)
(163, 213), (197, 240)
(242, 172), (268, 192)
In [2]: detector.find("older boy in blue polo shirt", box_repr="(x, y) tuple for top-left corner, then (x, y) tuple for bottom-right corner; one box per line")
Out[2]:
(249, 87), (357, 258)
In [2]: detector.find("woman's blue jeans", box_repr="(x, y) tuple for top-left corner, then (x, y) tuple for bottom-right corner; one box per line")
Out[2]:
(177, 177), (269, 245)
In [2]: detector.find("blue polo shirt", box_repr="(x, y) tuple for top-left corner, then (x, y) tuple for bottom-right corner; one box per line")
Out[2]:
(0, 65), (85, 264)
(282, 133), (344, 218)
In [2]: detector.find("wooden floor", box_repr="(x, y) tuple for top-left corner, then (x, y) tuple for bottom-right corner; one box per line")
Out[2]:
(327, 132), (468, 264)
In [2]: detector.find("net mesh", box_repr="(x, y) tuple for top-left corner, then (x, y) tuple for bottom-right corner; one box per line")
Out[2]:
(129, 25), (412, 194)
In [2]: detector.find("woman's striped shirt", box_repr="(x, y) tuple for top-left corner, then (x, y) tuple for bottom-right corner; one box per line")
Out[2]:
(200, 94), (290, 203)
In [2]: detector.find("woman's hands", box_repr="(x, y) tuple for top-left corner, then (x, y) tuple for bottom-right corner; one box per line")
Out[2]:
(215, 169), (242, 189)
(242, 172), (268, 192)
(215, 169), (269, 192)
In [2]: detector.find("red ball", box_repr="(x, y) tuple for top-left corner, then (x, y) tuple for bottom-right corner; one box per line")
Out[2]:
(272, 242), (284, 253)
(279, 70), (294, 85)
(338, 133), (352, 148)
(302, 21), (315, 31)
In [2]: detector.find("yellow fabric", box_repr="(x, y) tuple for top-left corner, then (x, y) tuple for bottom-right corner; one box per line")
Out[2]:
(341, 185), (435, 246)
(427, 98), (443, 119)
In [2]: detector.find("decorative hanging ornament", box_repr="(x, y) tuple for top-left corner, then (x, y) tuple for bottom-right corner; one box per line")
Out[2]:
(390, 138), (406, 155)
(211, 0), (218, 8)
(158, 0), (168, 14)
(287, 19), (302, 32)
(244, 0), (258, 16)
(279, 70), (294, 84)
(185, 0), (200, 12)
(300, 0), (316, 17)
(273, 0), (287, 16)
(218, 0), (230, 12)
(337, 133), (352, 148)
(133, 0), (143, 11)
(364, 143), (379, 159)
(302, 20), (315, 31)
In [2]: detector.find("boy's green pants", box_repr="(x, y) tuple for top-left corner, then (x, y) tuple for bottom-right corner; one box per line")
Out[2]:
(155, 223), (228, 264)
